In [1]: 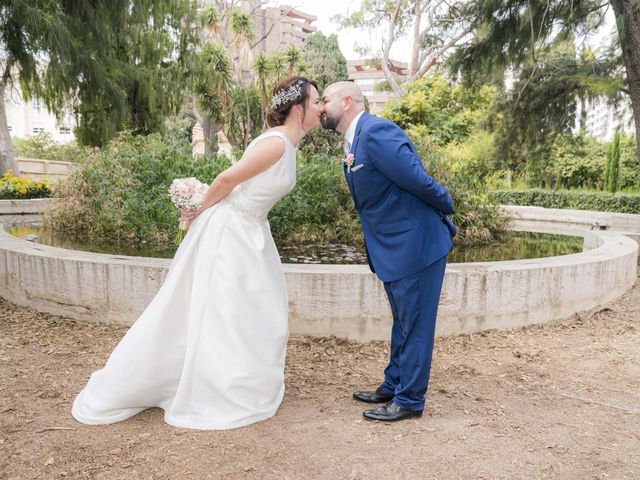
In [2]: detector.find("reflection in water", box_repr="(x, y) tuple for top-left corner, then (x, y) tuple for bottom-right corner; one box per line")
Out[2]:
(7, 227), (583, 264)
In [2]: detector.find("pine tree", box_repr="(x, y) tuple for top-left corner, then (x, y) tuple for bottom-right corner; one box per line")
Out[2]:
(302, 32), (348, 91)
(0, 0), (200, 170)
(607, 130), (621, 193)
(458, 0), (640, 166)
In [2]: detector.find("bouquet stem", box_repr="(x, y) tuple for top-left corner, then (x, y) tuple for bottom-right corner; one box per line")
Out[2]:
(175, 228), (187, 245)
(175, 218), (190, 245)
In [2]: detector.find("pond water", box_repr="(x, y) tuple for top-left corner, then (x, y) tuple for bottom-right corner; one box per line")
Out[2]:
(6, 226), (584, 264)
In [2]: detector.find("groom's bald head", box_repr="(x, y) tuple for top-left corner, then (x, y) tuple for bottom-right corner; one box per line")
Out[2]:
(320, 81), (366, 134)
(324, 82), (365, 106)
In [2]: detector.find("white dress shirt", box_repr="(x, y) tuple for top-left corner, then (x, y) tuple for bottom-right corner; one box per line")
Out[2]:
(343, 111), (365, 154)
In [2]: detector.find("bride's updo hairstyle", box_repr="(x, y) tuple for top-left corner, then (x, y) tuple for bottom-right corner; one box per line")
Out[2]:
(266, 76), (318, 127)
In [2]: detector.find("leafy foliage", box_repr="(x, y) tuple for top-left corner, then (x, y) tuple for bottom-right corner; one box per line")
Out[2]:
(455, 0), (636, 168)
(490, 189), (640, 214)
(383, 75), (497, 147)
(605, 130), (621, 192)
(302, 32), (348, 91)
(45, 133), (231, 247)
(1, 1), (200, 148)
(44, 134), (360, 249)
(548, 134), (607, 189)
(12, 133), (87, 163)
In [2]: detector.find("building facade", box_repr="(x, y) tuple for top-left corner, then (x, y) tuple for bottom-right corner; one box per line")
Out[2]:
(579, 95), (635, 141)
(4, 84), (76, 143)
(242, 1), (317, 56)
(347, 59), (408, 114)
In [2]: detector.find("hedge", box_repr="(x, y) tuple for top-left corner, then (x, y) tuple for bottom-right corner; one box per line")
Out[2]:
(489, 189), (640, 214)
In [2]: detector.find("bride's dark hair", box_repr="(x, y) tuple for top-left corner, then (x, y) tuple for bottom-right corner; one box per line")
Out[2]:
(266, 76), (318, 128)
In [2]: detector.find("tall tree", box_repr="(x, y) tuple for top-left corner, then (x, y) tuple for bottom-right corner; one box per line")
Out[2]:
(0, 0), (199, 177)
(609, 0), (640, 164)
(74, 0), (198, 147)
(302, 32), (348, 91)
(192, 42), (233, 153)
(0, 0), (105, 174)
(457, 0), (640, 165)
(335, 0), (471, 95)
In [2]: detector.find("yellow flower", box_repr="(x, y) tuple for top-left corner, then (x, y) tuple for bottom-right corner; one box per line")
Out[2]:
(18, 187), (28, 195)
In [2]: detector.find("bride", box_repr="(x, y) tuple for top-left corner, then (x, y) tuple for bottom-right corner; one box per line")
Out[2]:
(72, 76), (323, 430)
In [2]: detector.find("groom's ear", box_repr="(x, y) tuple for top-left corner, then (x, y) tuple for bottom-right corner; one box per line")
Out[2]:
(343, 95), (354, 111)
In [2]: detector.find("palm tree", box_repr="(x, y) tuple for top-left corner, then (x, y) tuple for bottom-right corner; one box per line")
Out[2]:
(285, 46), (302, 74)
(269, 55), (287, 83)
(192, 43), (233, 153)
(253, 54), (271, 128)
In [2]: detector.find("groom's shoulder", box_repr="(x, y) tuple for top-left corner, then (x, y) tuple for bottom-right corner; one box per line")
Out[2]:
(363, 113), (401, 131)
(362, 113), (405, 137)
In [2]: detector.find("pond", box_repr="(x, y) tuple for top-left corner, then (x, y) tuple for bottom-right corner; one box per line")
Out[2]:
(6, 226), (584, 264)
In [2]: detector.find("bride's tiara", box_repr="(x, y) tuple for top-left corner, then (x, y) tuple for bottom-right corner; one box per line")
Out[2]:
(270, 80), (305, 109)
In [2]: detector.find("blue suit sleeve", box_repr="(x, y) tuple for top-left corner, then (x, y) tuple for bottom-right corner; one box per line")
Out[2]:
(363, 121), (455, 215)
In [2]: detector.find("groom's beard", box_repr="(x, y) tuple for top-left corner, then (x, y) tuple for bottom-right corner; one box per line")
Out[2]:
(320, 111), (341, 131)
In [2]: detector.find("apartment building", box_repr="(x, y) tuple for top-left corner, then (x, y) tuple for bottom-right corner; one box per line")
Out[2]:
(580, 95), (635, 141)
(243, 1), (317, 55)
(347, 59), (408, 114)
(4, 84), (76, 143)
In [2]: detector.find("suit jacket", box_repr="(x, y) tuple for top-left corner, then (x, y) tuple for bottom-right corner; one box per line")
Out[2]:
(344, 111), (456, 282)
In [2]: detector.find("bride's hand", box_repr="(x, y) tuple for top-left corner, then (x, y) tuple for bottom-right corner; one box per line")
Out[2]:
(180, 208), (202, 224)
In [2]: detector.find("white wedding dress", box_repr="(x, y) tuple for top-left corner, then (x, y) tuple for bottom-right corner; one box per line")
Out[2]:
(72, 131), (296, 430)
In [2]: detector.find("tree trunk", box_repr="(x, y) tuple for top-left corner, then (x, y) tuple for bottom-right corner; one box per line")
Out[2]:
(610, 0), (640, 165)
(579, 92), (587, 133)
(192, 105), (219, 154)
(409, 1), (422, 78)
(0, 81), (20, 176)
(381, 0), (404, 96)
(243, 89), (251, 150)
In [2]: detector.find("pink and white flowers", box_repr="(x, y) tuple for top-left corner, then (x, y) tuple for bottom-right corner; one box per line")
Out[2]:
(344, 153), (355, 173)
(168, 177), (209, 242)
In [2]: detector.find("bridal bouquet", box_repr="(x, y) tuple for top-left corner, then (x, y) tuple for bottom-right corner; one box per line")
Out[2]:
(168, 177), (208, 244)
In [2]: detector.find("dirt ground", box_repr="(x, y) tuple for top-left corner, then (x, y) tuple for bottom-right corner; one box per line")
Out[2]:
(1, 277), (639, 480)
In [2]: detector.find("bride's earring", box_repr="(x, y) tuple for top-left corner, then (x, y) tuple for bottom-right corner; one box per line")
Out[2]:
(297, 112), (302, 127)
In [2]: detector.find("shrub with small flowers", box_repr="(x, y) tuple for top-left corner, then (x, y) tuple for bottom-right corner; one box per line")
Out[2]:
(0, 171), (52, 199)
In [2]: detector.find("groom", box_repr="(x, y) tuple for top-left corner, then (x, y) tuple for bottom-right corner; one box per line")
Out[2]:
(320, 82), (456, 422)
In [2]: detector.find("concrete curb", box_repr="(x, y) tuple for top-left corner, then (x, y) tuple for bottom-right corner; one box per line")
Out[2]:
(1, 207), (637, 341)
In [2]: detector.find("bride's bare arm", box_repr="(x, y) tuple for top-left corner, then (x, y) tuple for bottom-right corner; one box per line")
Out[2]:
(182, 137), (285, 221)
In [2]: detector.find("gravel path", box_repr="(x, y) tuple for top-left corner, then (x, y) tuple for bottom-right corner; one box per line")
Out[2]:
(1, 276), (639, 479)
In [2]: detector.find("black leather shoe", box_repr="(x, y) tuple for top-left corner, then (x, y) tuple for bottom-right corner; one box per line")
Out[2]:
(352, 388), (394, 404)
(362, 401), (423, 422)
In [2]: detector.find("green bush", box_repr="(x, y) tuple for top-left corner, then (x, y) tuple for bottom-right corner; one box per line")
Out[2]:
(12, 132), (87, 163)
(489, 189), (640, 214)
(404, 124), (509, 245)
(548, 134), (607, 189)
(441, 130), (496, 180)
(45, 133), (232, 247)
(270, 154), (362, 245)
(46, 126), (509, 251)
(45, 133), (360, 249)
(618, 135), (640, 190)
(383, 75), (497, 147)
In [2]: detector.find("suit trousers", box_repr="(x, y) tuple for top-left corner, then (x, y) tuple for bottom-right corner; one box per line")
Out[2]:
(379, 254), (448, 411)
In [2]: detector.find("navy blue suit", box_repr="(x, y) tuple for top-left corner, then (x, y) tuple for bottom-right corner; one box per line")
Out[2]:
(344, 111), (455, 411)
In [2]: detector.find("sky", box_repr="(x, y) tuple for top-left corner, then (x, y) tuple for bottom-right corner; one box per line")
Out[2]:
(267, 0), (412, 62)
(267, 1), (618, 64)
